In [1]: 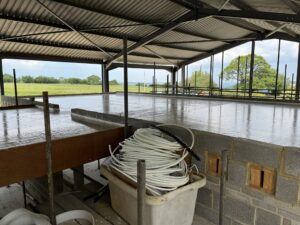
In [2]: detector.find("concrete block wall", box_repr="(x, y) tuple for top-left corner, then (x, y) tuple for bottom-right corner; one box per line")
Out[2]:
(192, 131), (300, 225)
(71, 110), (300, 225)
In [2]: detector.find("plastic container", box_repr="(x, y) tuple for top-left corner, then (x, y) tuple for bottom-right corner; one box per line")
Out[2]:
(100, 166), (206, 225)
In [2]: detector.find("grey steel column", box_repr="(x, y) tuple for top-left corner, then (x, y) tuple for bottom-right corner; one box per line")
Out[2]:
(219, 150), (228, 225)
(283, 64), (287, 100)
(13, 69), (18, 106)
(295, 43), (300, 101)
(166, 74), (169, 94)
(171, 68), (176, 95)
(43, 91), (56, 225)
(249, 41), (255, 98)
(137, 160), (146, 225)
(123, 37), (129, 138)
(0, 59), (4, 96)
(220, 52), (224, 96)
(244, 57), (248, 97)
(236, 56), (240, 97)
(275, 40), (281, 99)
(102, 64), (109, 93)
(209, 55), (214, 96)
(291, 73), (294, 99)
(181, 66), (185, 92)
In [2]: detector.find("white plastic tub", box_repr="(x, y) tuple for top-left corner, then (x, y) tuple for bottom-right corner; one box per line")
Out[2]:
(100, 166), (206, 225)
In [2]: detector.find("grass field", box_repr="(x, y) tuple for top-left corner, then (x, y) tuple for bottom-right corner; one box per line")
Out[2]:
(4, 83), (152, 96)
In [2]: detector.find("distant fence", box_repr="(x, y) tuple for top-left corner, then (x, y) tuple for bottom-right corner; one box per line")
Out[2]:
(135, 83), (300, 102)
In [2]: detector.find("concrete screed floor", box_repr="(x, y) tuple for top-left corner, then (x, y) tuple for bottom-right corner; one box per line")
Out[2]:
(49, 93), (299, 147)
(1, 93), (299, 224)
(1, 92), (300, 148)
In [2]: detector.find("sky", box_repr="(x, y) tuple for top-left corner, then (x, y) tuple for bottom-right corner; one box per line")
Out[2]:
(3, 39), (299, 84)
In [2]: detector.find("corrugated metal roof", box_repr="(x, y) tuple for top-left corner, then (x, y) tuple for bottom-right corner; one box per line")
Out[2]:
(0, 0), (298, 66)
(242, 0), (294, 14)
(177, 17), (252, 39)
(135, 46), (200, 60)
(81, 0), (188, 23)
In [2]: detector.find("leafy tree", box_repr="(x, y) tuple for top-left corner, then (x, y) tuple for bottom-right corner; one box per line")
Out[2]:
(34, 76), (59, 84)
(223, 54), (289, 92)
(109, 80), (119, 85)
(87, 75), (101, 85)
(187, 70), (217, 87)
(21, 75), (34, 83)
(80, 79), (88, 84)
(63, 78), (82, 84)
(4, 74), (13, 82)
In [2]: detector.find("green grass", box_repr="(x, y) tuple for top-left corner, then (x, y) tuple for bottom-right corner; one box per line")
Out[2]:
(4, 83), (152, 96)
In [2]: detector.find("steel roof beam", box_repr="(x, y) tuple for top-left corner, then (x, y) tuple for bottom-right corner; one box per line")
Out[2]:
(0, 52), (103, 64)
(109, 63), (173, 72)
(282, 0), (300, 14)
(170, 0), (267, 40)
(226, 0), (297, 37)
(50, 0), (221, 45)
(143, 46), (175, 66)
(105, 10), (199, 68)
(1, 38), (188, 61)
(179, 39), (248, 67)
(194, 8), (300, 24)
(35, 0), (112, 58)
(0, 17), (207, 54)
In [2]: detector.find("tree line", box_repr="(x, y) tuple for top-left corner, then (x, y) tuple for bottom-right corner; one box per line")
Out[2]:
(3, 74), (119, 85)
(186, 54), (291, 93)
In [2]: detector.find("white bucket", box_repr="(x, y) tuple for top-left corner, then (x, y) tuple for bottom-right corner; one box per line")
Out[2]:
(101, 166), (206, 225)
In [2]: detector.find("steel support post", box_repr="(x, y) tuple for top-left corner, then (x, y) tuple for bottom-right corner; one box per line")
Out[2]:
(43, 91), (56, 225)
(22, 181), (27, 208)
(275, 40), (281, 99)
(283, 64), (287, 99)
(181, 66), (186, 93)
(221, 52), (224, 96)
(244, 57), (248, 97)
(153, 62), (156, 93)
(186, 65), (189, 88)
(236, 56), (240, 97)
(194, 71), (197, 93)
(295, 43), (300, 101)
(123, 37), (129, 138)
(166, 74), (169, 94)
(171, 68), (176, 95)
(137, 160), (146, 225)
(0, 59), (4, 96)
(13, 69), (18, 106)
(219, 150), (228, 225)
(102, 64), (109, 93)
(209, 55), (214, 96)
(249, 41), (255, 98)
(291, 73), (294, 99)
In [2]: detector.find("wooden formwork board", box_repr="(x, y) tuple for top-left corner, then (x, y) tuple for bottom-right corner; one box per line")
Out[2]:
(0, 127), (124, 187)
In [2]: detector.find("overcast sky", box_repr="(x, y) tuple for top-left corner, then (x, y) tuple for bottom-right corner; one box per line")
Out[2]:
(3, 39), (299, 84)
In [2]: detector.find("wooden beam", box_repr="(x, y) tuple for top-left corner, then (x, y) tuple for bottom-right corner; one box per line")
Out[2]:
(0, 127), (124, 187)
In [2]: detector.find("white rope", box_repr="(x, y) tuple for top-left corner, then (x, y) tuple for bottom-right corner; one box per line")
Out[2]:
(108, 125), (195, 196)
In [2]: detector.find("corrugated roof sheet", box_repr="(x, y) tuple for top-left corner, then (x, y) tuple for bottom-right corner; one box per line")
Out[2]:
(0, 0), (299, 66)
(177, 17), (252, 39)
